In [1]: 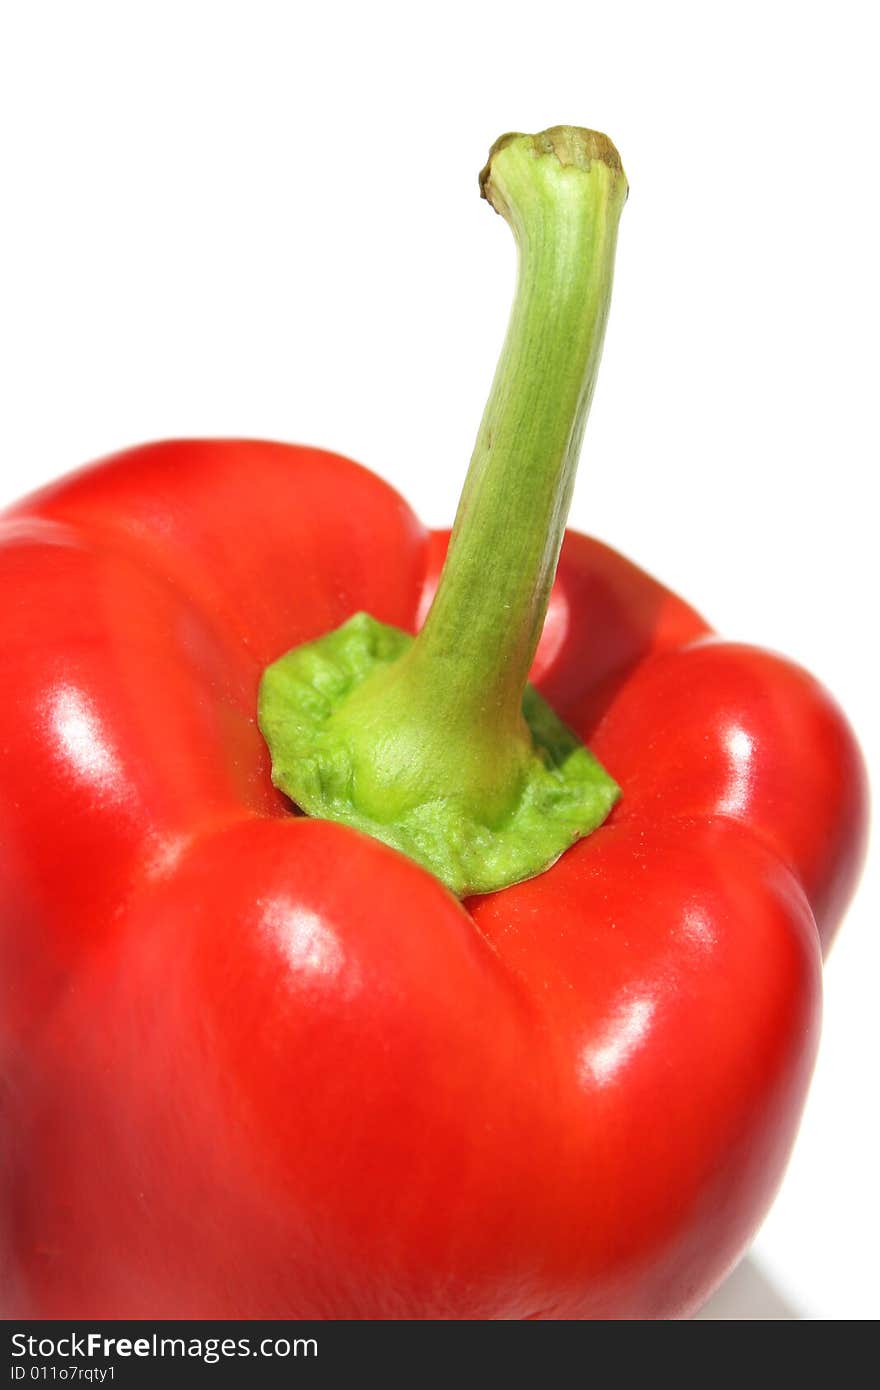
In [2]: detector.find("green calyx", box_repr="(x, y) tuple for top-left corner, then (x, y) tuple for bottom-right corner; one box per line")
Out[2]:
(259, 126), (627, 897)
(260, 611), (620, 896)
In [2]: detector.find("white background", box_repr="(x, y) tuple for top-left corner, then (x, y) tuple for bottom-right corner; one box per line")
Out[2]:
(1, 2), (876, 1319)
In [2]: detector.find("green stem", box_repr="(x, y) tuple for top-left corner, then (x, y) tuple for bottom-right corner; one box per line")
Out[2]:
(259, 127), (627, 896)
(414, 128), (627, 727)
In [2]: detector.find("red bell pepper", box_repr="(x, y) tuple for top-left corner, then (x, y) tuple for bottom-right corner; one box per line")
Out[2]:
(0, 127), (867, 1319)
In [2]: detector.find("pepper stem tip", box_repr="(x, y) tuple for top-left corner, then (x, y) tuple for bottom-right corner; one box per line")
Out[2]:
(479, 125), (627, 213)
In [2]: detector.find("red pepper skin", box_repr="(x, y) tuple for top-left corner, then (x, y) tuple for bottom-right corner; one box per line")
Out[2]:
(0, 441), (867, 1319)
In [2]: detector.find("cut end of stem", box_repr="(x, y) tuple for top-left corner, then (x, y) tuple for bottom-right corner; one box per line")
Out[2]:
(479, 126), (627, 211)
